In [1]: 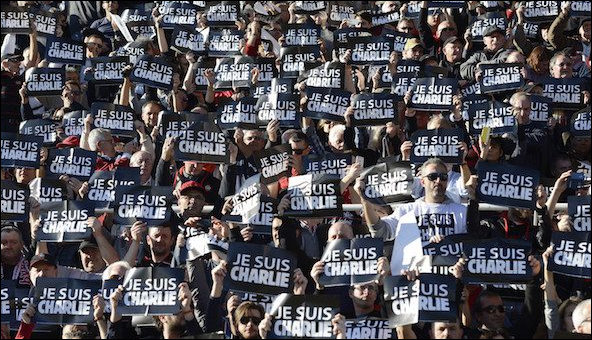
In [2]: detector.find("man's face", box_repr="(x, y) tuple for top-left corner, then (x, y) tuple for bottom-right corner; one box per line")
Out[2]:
(102, 1), (119, 13)
(404, 46), (424, 60)
(327, 222), (353, 240)
(183, 161), (204, 176)
(85, 36), (104, 58)
(432, 321), (464, 339)
(580, 21), (591, 42)
(329, 131), (344, 152)
(98, 137), (116, 156)
(551, 55), (573, 78)
(131, 154), (154, 183)
(1, 231), (23, 262)
(484, 32), (506, 52)
(443, 42), (462, 63)
(147, 227), (173, 257)
(397, 20), (414, 34)
(243, 130), (265, 151)
(15, 167), (35, 184)
(420, 163), (448, 202)
(437, 22), (457, 41)
(512, 97), (531, 125)
(142, 103), (160, 129)
(237, 309), (262, 339)
(349, 283), (377, 309)
(79, 247), (105, 273)
(179, 189), (206, 217)
(61, 83), (82, 103)
(478, 296), (506, 331)
(30, 262), (58, 286)
(1, 58), (21, 76)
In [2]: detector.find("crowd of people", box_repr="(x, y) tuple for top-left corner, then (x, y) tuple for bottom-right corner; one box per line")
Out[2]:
(1, 0), (591, 339)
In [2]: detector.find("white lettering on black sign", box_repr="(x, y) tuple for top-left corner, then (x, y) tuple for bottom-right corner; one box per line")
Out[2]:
(270, 294), (339, 339)
(285, 23), (321, 46)
(463, 238), (532, 283)
(1, 133), (41, 168)
(541, 77), (584, 109)
(479, 63), (523, 94)
(91, 103), (135, 136)
(47, 148), (96, 181)
(304, 88), (351, 122)
(118, 267), (184, 315)
(319, 238), (383, 287)
(1, 181), (28, 222)
(158, 2), (198, 27)
(208, 29), (244, 57)
(45, 37), (85, 65)
(286, 174), (342, 217)
(25, 67), (65, 96)
(130, 55), (174, 90)
(90, 56), (128, 84)
(362, 161), (414, 205)
(256, 93), (299, 127)
(35, 278), (101, 324)
(478, 163), (540, 209)
(549, 232), (591, 278)
(38, 201), (95, 242)
(280, 46), (321, 78)
(255, 144), (291, 184)
(409, 78), (457, 111)
(206, 1), (239, 26)
(171, 26), (207, 54)
(114, 186), (172, 226)
(469, 101), (516, 135)
(1, 7), (30, 34)
(523, 1), (560, 22)
(410, 128), (463, 164)
(384, 276), (420, 327)
(570, 107), (591, 137)
(569, 195), (591, 232)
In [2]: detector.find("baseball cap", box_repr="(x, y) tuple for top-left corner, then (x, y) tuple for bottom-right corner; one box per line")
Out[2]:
(443, 36), (463, 47)
(30, 253), (57, 268)
(483, 26), (505, 37)
(404, 38), (424, 51)
(78, 240), (99, 252)
(179, 181), (206, 195)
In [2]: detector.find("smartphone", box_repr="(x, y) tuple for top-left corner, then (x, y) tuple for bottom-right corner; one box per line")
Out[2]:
(480, 126), (491, 145)
(567, 173), (586, 189)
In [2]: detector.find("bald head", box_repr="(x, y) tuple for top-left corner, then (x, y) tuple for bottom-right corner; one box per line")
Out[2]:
(327, 221), (354, 241)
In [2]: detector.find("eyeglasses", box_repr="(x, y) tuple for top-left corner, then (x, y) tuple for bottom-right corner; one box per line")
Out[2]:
(239, 316), (262, 325)
(483, 305), (505, 314)
(424, 172), (448, 182)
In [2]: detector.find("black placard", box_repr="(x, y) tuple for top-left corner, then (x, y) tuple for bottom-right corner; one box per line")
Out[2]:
(479, 63), (524, 94)
(118, 267), (184, 315)
(255, 144), (292, 185)
(224, 174), (263, 224)
(371, 10), (400, 27)
(130, 55), (174, 91)
(304, 88), (351, 122)
(463, 238), (532, 284)
(1, 181), (29, 222)
(193, 57), (217, 91)
(170, 25), (207, 55)
(523, 1), (560, 23)
(384, 276), (420, 327)
(468, 101), (516, 135)
(345, 318), (393, 339)
(174, 122), (229, 164)
(477, 162), (540, 209)
(61, 110), (87, 137)
(205, 1), (240, 27)
(285, 23), (321, 46)
(460, 94), (487, 121)
(285, 174), (343, 217)
(410, 128), (464, 164)
(158, 111), (214, 139)
(255, 93), (300, 128)
(158, 2), (199, 28)
(114, 186), (173, 226)
(392, 31), (412, 53)
(301, 62), (345, 90)
(116, 41), (146, 65)
(360, 161), (414, 205)
(121, 8), (154, 39)
(423, 233), (468, 257)
(88, 56), (129, 84)
(214, 56), (253, 90)
(541, 77), (586, 110)
(31, 8), (58, 37)
(568, 1), (591, 17)
(391, 72), (418, 100)
(304, 153), (352, 179)
(1, 6), (30, 34)
(19, 119), (57, 145)
(470, 12), (507, 42)
(208, 28), (244, 58)
(38, 200), (96, 242)
(217, 98), (258, 130)
(249, 196), (277, 234)
(87, 168), (141, 209)
(255, 58), (278, 83)
(34, 278), (101, 325)
(269, 294), (340, 339)
(366, 65), (393, 91)
(348, 36), (394, 66)
(334, 27), (373, 57)
(529, 95), (553, 129)
(45, 36), (85, 65)
(409, 77), (458, 111)
(24, 67), (65, 96)
(549, 232), (591, 278)
(225, 243), (296, 295)
(90, 103), (136, 137)
(0, 132), (41, 168)
(30, 178), (67, 204)
(318, 238), (383, 287)
(239, 292), (275, 314)
(417, 274), (458, 322)
(46, 148), (97, 181)
(0, 280), (14, 323)
(569, 195), (591, 232)
(570, 106), (591, 137)
(280, 46), (322, 78)
(327, 2), (355, 27)
(292, 1), (327, 14)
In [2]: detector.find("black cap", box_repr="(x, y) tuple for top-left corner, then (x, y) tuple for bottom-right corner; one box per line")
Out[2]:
(483, 25), (505, 37)
(443, 36), (463, 47)
(30, 253), (57, 268)
(78, 240), (99, 252)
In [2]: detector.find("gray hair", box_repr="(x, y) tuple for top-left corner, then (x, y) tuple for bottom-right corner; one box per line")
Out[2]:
(130, 150), (154, 166)
(549, 51), (570, 71)
(101, 261), (131, 281)
(572, 299), (591, 331)
(509, 91), (530, 106)
(421, 158), (448, 176)
(87, 128), (112, 152)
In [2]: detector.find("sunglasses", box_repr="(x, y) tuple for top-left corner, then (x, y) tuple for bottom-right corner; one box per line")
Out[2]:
(239, 316), (262, 325)
(483, 305), (505, 314)
(424, 172), (448, 182)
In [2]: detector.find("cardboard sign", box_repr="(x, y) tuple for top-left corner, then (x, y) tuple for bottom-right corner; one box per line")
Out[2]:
(360, 161), (414, 205)
(61, 110), (87, 137)
(34, 278), (101, 325)
(158, 2), (199, 28)
(205, 1), (240, 27)
(185, 231), (229, 260)
(208, 28), (244, 58)
(463, 238), (533, 283)
(130, 55), (174, 91)
(302, 62), (345, 90)
(255, 144), (292, 184)
(468, 101), (516, 136)
(10, 288), (31, 326)
(214, 56), (253, 90)
(318, 238), (383, 287)
(345, 318), (392, 339)
(158, 111), (213, 139)
(304, 88), (351, 122)
(285, 174), (343, 217)
(239, 292), (275, 314)
(193, 57), (217, 91)
(269, 294), (339, 339)
(285, 23), (321, 46)
(280, 46), (322, 78)
(46, 148), (97, 181)
(417, 274), (458, 322)
(30, 8), (58, 37)
(327, 2), (356, 27)
(569, 195), (591, 232)
(118, 267), (184, 315)
(409, 77), (458, 111)
(29, 178), (67, 204)
(225, 174), (263, 224)
(19, 119), (57, 145)
(225, 243), (296, 295)
(1, 181), (29, 222)
(255, 93), (300, 128)
(0, 280), (14, 323)
(479, 63), (524, 94)
(470, 12), (507, 42)
(114, 186), (173, 226)
(334, 27), (373, 58)
(304, 153), (352, 179)
(90, 103), (136, 137)
(38, 200), (96, 242)
(392, 72), (418, 100)
(570, 107), (591, 137)
(477, 162), (540, 209)
(523, 1), (560, 23)
(170, 25), (207, 55)
(45, 37), (85, 65)
(549, 232), (591, 278)
(121, 8), (154, 39)
(255, 58), (277, 83)
(115, 41), (146, 65)
(541, 77), (586, 110)
(460, 94), (487, 121)
(0, 132), (41, 168)
(371, 10), (400, 27)
(391, 31), (412, 53)
(292, 1), (327, 14)
(410, 128), (464, 164)
(423, 233), (469, 258)
(87, 56), (128, 84)
(174, 122), (229, 164)
(349, 36), (394, 65)
(568, 1), (591, 17)
(249, 196), (277, 234)
(529, 95), (553, 129)
(1, 6), (30, 34)
(87, 168), (141, 209)
(217, 98), (258, 130)
(384, 276), (420, 327)
(24, 67), (65, 96)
